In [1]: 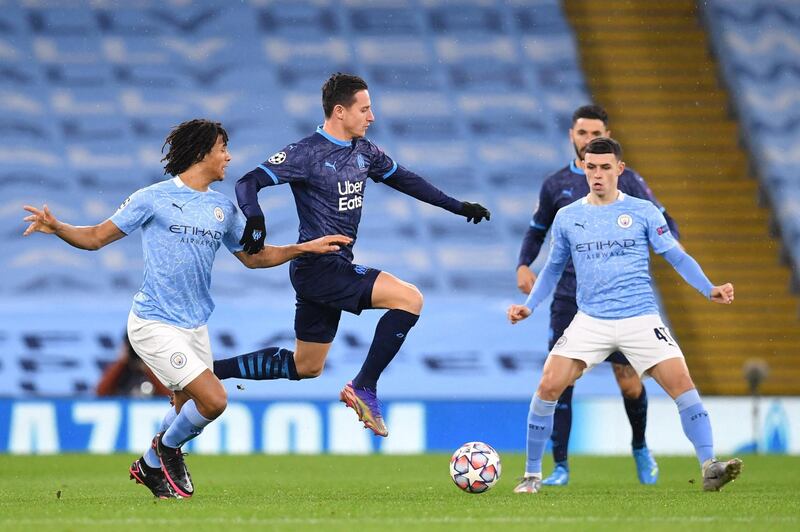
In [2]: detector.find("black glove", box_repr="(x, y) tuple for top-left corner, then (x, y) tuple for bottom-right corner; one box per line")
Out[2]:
(460, 202), (491, 224)
(240, 215), (266, 254)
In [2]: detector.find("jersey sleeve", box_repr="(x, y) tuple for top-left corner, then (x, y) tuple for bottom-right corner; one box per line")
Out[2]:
(548, 210), (572, 265)
(108, 188), (154, 235)
(523, 210), (570, 310)
(256, 143), (309, 185)
(236, 143), (309, 218)
(531, 178), (558, 231)
(364, 140), (399, 182)
(518, 179), (557, 267)
(645, 203), (678, 254)
(222, 203), (246, 254)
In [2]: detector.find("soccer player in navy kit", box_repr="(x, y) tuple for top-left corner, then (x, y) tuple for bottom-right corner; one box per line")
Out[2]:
(212, 73), (490, 437)
(509, 137), (741, 494)
(22, 119), (350, 499)
(516, 105), (678, 486)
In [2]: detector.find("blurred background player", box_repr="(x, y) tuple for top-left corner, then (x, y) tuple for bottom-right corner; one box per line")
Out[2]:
(508, 137), (741, 494)
(212, 73), (491, 437)
(22, 119), (349, 499)
(515, 105), (680, 486)
(96, 332), (171, 397)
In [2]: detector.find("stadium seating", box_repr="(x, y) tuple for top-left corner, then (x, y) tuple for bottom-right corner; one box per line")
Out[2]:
(703, 0), (800, 283)
(0, 0), (588, 396)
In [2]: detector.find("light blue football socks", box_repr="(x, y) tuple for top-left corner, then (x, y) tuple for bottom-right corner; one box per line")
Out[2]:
(525, 395), (559, 476)
(162, 400), (213, 449)
(143, 406), (178, 468)
(675, 388), (714, 465)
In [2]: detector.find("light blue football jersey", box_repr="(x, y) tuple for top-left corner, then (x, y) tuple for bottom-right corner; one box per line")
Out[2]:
(548, 192), (678, 319)
(110, 177), (246, 328)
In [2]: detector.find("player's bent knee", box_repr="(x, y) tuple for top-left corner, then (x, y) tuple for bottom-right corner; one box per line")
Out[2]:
(537, 380), (565, 402)
(408, 285), (423, 314)
(618, 379), (643, 398)
(295, 359), (325, 379)
(199, 392), (227, 420)
(397, 284), (423, 314)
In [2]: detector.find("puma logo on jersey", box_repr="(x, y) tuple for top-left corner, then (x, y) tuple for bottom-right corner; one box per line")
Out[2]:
(324, 161), (337, 172)
(574, 222), (585, 229)
(172, 203), (184, 212)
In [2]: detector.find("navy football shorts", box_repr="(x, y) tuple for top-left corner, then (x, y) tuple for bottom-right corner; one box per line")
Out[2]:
(548, 297), (630, 366)
(289, 255), (381, 343)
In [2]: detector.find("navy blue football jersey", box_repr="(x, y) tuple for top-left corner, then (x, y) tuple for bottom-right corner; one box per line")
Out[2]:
(518, 160), (679, 301)
(237, 127), (462, 263)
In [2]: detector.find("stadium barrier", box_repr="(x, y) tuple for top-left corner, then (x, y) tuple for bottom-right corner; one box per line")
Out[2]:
(1, 397), (795, 456)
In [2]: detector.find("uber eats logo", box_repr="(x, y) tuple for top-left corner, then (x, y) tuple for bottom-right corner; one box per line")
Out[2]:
(337, 180), (364, 212)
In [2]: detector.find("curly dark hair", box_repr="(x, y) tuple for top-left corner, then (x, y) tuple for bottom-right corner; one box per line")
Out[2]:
(161, 119), (228, 176)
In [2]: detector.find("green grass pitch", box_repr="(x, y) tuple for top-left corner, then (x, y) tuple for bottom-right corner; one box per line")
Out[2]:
(0, 454), (798, 531)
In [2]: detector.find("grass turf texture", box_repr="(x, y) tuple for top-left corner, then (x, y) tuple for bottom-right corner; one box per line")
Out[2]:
(0, 454), (797, 531)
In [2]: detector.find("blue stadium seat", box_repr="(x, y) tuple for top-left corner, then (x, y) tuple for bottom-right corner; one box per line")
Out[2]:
(256, 3), (338, 35)
(0, 0), (591, 396)
(348, 7), (422, 35)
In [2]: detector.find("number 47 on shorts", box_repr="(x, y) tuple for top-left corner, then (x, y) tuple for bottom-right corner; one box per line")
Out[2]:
(653, 327), (676, 346)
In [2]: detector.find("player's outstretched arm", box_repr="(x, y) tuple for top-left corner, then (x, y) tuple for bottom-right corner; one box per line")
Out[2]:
(661, 246), (732, 303)
(378, 166), (491, 223)
(709, 283), (734, 305)
(22, 204), (125, 250)
(236, 235), (352, 269)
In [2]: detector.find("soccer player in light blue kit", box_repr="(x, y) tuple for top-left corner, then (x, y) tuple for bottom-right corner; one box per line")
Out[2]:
(22, 119), (350, 499)
(507, 137), (742, 494)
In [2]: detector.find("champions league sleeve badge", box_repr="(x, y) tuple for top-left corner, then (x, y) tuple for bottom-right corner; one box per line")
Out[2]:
(268, 151), (286, 164)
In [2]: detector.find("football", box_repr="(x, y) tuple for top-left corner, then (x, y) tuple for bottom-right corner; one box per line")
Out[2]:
(449, 441), (502, 493)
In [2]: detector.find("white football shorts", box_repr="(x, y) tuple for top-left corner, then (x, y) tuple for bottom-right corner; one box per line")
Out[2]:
(127, 311), (214, 391)
(549, 311), (684, 377)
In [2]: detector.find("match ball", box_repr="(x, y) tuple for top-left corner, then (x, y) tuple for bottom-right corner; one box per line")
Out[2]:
(449, 441), (501, 493)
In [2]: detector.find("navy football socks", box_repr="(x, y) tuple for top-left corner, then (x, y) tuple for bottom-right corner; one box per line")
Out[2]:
(352, 309), (419, 390)
(214, 347), (299, 381)
(551, 385), (574, 464)
(624, 385), (649, 450)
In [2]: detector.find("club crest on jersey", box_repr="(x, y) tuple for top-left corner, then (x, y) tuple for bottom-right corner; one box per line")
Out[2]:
(617, 214), (633, 229)
(214, 207), (224, 222)
(356, 153), (366, 169)
(268, 151), (286, 165)
(170, 352), (187, 369)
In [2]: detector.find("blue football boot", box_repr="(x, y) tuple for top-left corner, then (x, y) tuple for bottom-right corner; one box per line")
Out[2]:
(541, 463), (569, 486)
(633, 447), (659, 484)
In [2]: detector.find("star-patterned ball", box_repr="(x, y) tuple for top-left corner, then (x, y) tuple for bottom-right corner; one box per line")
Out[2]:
(449, 441), (502, 493)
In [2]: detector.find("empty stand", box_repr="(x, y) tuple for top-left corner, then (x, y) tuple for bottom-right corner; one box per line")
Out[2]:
(2, 0), (584, 396)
